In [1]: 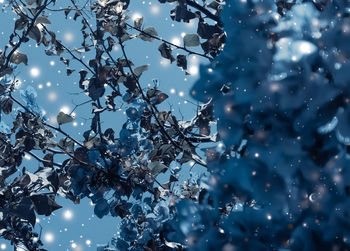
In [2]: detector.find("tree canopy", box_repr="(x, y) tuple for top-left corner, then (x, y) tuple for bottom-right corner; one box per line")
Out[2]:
(1, 0), (350, 250)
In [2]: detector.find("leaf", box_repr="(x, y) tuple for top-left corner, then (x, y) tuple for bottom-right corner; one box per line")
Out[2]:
(176, 54), (187, 70)
(148, 161), (168, 176)
(0, 67), (13, 77)
(78, 70), (88, 89)
(10, 52), (28, 65)
(207, 0), (221, 10)
(56, 111), (74, 125)
(183, 33), (200, 47)
(88, 78), (105, 100)
(66, 68), (75, 76)
(133, 64), (149, 77)
(134, 16), (143, 29)
(28, 25), (41, 43)
(26, 0), (35, 5)
(94, 198), (109, 218)
(1, 98), (13, 114)
(155, 92), (169, 105)
(0, 84), (5, 95)
(15, 18), (28, 30)
(158, 43), (175, 62)
(30, 194), (62, 216)
(139, 27), (158, 42)
(10, 197), (36, 226)
(35, 16), (51, 25)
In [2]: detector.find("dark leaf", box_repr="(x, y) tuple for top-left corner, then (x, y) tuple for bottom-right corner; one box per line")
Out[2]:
(30, 194), (62, 216)
(1, 98), (13, 114)
(176, 54), (187, 70)
(158, 43), (175, 62)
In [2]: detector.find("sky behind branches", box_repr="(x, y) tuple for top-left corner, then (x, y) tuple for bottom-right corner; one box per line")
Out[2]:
(0, 0), (209, 249)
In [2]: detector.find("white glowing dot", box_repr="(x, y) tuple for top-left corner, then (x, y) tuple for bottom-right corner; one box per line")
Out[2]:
(181, 32), (186, 38)
(170, 88), (175, 94)
(254, 153), (259, 158)
(48, 115), (56, 123)
(73, 122), (78, 127)
(298, 42), (314, 54)
(86, 240), (91, 245)
(1, 244), (6, 250)
(208, 68), (213, 73)
(30, 67), (40, 78)
(63, 210), (73, 220)
(38, 84), (43, 89)
(270, 83), (280, 92)
(64, 32), (74, 43)
(160, 58), (170, 67)
(188, 65), (199, 75)
(150, 5), (159, 14)
(190, 55), (198, 64)
(179, 91), (184, 97)
(36, 218), (40, 223)
(15, 79), (22, 88)
(171, 37), (181, 46)
(132, 13), (142, 21)
(44, 232), (54, 243)
(46, 81), (52, 87)
(267, 214), (272, 220)
(48, 92), (57, 101)
(71, 243), (77, 249)
(24, 154), (31, 160)
(0, 0), (4, 4)
(60, 106), (70, 114)
(49, 60), (55, 66)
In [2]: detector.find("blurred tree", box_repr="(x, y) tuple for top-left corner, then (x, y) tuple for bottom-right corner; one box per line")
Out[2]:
(161, 0), (350, 250)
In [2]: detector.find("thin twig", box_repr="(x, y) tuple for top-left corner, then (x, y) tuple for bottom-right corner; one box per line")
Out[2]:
(126, 23), (213, 61)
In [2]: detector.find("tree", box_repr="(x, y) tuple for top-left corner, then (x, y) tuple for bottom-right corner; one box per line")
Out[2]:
(160, 0), (350, 250)
(1, 0), (350, 250)
(0, 0), (223, 250)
